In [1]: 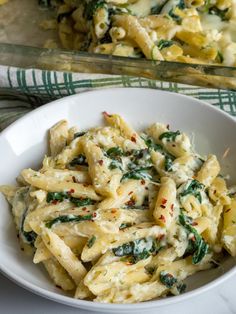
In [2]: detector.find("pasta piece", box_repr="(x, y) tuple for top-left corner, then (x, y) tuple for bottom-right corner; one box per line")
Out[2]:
(153, 177), (176, 228)
(208, 176), (231, 205)
(82, 140), (122, 197)
(41, 168), (91, 184)
(21, 169), (101, 200)
(113, 14), (164, 61)
(33, 239), (52, 264)
(222, 199), (236, 256)
(84, 257), (151, 296)
(42, 228), (87, 284)
(43, 258), (75, 291)
(96, 256), (212, 303)
(103, 112), (146, 149)
(196, 155), (220, 187)
(98, 179), (147, 210)
(147, 123), (191, 157)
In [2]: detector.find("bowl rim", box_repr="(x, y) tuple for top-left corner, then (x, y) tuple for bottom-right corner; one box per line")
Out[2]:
(1, 87), (236, 310)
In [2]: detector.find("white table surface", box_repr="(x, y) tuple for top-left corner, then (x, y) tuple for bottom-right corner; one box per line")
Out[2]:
(1, 271), (236, 314)
(1, 100), (236, 314)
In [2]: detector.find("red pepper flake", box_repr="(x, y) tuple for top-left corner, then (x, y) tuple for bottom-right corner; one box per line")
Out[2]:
(92, 212), (97, 218)
(162, 198), (167, 205)
(70, 189), (75, 193)
(102, 111), (112, 118)
(131, 135), (137, 143)
(82, 207), (87, 211)
(111, 209), (117, 214)
(171, 204), (174, 210)
(141, 179), (145, 185)
(126, 261), (133, 266)
(72, 176), (77, 183)
(167, 124), (170, 130)
(52, 200), (58, 205)
(160, 204), (166, 209)
(191, 235), (196, 242)
(128, 191), (133, 195)
(125, 196), (136, 207)
(158, 234), (165, 240)
(172, 144), (176, 147)
(83, 183), (89, 187)
(192, 222), (198, 226)
(225, 208), (231, 213)
(98, 160), (104, 166)
(159, 215), (166, 223)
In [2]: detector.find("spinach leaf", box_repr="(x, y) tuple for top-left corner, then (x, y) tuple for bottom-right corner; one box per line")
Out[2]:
(121, 168), (152, 181)
(160, 271), (177, 288)
(168, 9), (182, 23)
(84, 0), (106, 20)
(69, 154), (88, 167)
(105, 147), (123, 170)
(159, 130), (181, 142)
(46, 192), (95, 207)
(106, 147), (124, 158)
(209, 7), (229, 20)
(179, 211), (209, 264)
(70, 197), (95, 207)
(22, 231), (37, 247)
(73, 131), (87, 139)
(87, 235), (96, 248)
(164, 155), (174, 172)
(158, 39), (174, 50)
(179, 179), (204, 203)
(177, 0), (186, 10)
(119, 223), (132, 230)
(142, 135), (175, 172)
(45, 214), (93, 228)
(46, 191), (69, 203)
(113, 237), (161, 263)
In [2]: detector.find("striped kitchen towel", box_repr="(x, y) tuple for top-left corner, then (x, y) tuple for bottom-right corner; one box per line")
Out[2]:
(1, 65), (236, 131)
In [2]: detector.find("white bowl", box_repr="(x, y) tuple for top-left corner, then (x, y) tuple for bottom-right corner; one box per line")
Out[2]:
(0, 88), (236, 313)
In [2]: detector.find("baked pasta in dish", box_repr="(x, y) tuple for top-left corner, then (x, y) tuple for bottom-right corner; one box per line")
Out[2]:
(37, 0), (236, 66)
(1, 112), (236, 303)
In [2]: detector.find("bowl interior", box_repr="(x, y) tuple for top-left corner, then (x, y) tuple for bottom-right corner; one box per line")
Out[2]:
(0, 88), (236, 312)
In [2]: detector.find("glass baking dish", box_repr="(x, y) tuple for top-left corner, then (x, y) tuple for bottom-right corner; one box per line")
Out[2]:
(1, 0), (236, 91)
